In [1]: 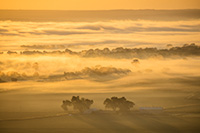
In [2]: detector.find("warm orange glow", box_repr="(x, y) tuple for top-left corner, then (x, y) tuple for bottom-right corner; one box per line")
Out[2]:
(0, 1), (200, 132)
(0, 0), (200, 10)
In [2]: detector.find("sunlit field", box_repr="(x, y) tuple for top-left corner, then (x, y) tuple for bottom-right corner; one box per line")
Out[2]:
(0, 10), (200, 133)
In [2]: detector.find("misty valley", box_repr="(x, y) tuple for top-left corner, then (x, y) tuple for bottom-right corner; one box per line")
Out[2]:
(0, 44), (200, 133)
(0, 9), (200, 133)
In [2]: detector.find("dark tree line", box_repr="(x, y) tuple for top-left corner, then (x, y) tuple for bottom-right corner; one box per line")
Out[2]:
(62, 96), (135, 113)
(19, 43), (200, 59)
(61, 96), (93, 113)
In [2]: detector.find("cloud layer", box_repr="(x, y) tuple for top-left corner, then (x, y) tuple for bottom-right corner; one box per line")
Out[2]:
(0, 20), (200, 52)
(0, 20), (200, 37)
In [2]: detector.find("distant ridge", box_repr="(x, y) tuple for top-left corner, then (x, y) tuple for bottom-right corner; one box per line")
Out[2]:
(0, 9), (200, 11)
(0, 9), (200, 22)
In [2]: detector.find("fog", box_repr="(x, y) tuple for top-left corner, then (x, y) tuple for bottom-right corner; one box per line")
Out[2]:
(0, 10), (200, 133)
(0, 50), (199, 92)
(0, 19), (200, 52)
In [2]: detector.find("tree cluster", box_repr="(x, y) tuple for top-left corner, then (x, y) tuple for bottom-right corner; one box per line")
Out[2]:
(61, 96), (135, 113)
(104, 97), (135, 112)
(61, 96), (94, 113)
(6, 43), (200, 59)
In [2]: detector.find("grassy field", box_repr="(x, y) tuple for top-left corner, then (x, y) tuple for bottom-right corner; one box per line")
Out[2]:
(0, 87), (200, 133)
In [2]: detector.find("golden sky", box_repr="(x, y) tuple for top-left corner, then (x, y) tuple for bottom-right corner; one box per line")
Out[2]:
(0, 0), (200, 10)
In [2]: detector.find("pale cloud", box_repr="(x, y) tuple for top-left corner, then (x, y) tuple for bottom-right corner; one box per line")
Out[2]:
(0, 20), (200, 52)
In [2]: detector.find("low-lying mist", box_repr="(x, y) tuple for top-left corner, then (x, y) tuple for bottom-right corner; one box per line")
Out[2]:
(0, 45), (199, 94)
(0, 10), (200, 133)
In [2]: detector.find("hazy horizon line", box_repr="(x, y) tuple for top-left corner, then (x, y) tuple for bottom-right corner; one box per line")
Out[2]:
(0, 9), (200, 11)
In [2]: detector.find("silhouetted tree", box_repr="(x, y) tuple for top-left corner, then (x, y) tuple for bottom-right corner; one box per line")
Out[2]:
(71, 96), (94, 113)
(61, 96), (94, 113)
(131, 59), (140, 65)
(61, 100), (72, 111)
(103, 97), (135, 112)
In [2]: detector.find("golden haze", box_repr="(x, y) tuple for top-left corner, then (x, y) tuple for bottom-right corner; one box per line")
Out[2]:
(0, 0), (200, 10)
